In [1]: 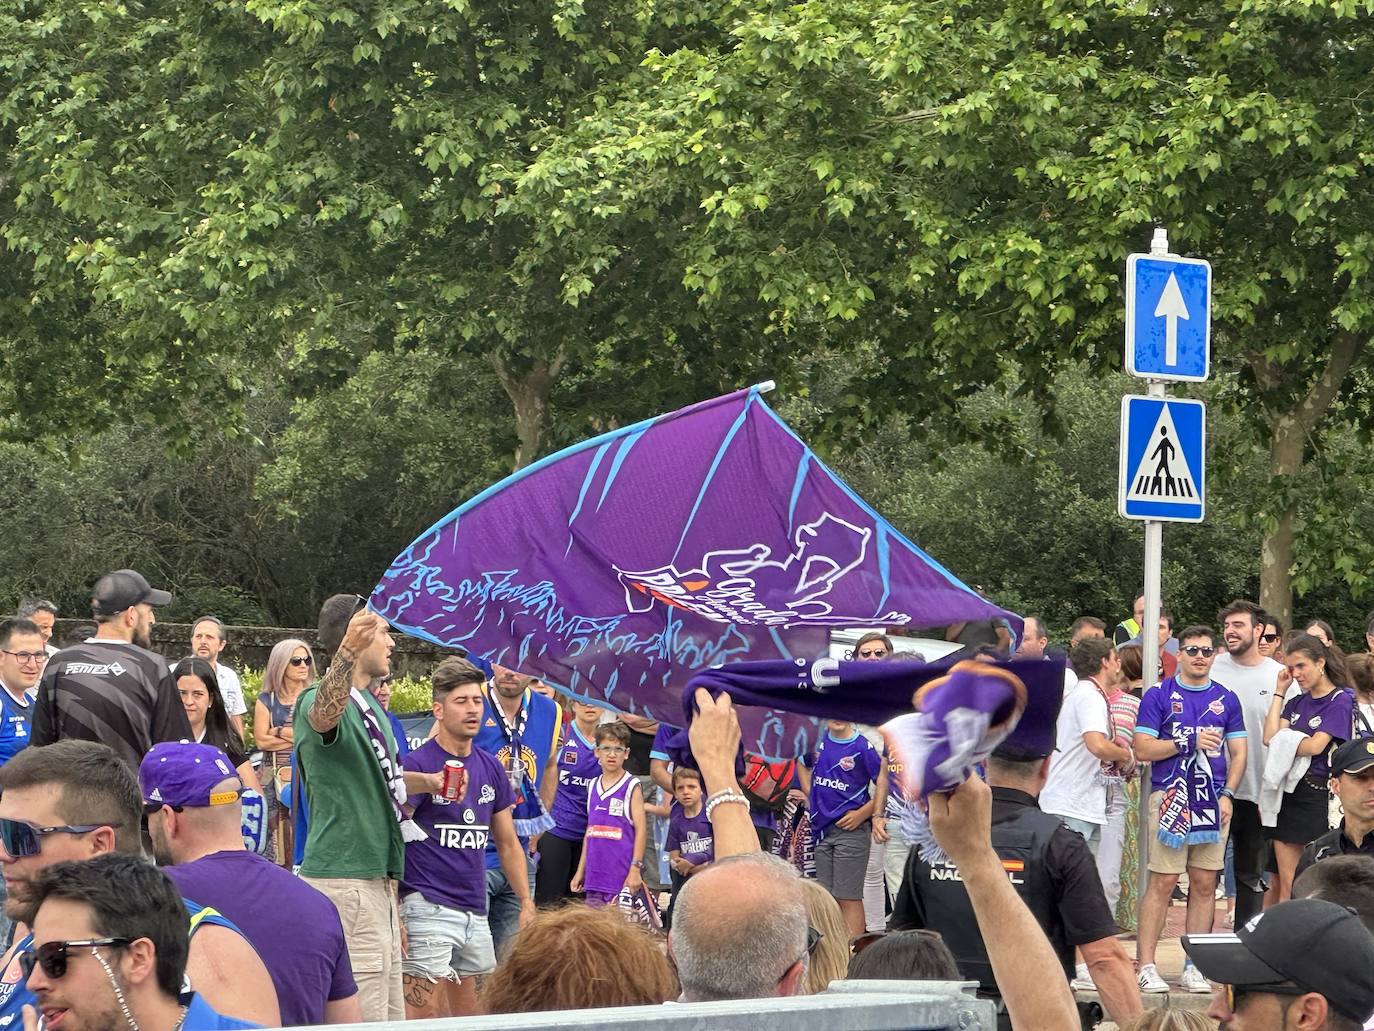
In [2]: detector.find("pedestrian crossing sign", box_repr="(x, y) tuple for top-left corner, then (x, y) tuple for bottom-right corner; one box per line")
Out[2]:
(1119, 395), (1206, 522)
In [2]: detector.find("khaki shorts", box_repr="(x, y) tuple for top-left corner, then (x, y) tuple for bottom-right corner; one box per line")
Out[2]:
(1147, 791), (1229, 874)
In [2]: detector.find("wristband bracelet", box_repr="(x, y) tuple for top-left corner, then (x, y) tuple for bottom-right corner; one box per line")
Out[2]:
(1219, 787), (1235, 799)
(630, 859), (644, 869)
(705, 790), (749, 820)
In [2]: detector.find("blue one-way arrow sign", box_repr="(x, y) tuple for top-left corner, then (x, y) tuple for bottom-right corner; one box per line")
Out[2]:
(1119, 396), (1206, 522)
(1125, 253), (1211, 382)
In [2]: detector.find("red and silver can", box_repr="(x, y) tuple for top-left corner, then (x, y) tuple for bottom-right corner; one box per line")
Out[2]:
(440, 759), (467, 801)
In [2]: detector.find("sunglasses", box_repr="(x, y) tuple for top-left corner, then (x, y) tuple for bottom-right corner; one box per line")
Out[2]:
(0, 819), (111, 860)
(856, 649), (889, 659)
(20, 938), (132, 980)
(1225, 982), (1306, 1012)
(1182, 646), (1216, 657)
(1260, 633), (1282, 644)
(807, 926), (823, 955)
(288, 655), (314, 667)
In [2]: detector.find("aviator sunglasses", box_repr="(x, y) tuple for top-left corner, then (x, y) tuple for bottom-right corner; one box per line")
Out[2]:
(1182, 645), (1216, 657)
(19, 938), (132, 980)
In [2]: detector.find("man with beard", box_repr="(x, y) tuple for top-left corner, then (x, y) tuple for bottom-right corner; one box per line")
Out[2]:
(141, 741), (360, 1027)
(0, 741), (278, 1029)
(29, 571), (190, 770)
(474, 663), (561, 956)
(189, 619), (247, 743)
(293, 598), (406, 1023)
(21, 854), (258, 1031)
(1211, 599), (1288, 926)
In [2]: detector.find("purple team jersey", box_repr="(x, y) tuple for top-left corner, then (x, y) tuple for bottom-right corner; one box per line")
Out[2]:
(402, 741), (515, 914)
(583, 771), (640, 895)
(163, 850), (356, 1027)
(1282, 688), (1355, 779)
(550, 723), (601, 839)
(666, 805), (714, 866)
(1136, 678), (1247, 793)
(807, 730), (882, 837)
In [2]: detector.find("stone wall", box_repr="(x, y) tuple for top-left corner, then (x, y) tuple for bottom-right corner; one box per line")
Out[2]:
(49, 618), (457, 679)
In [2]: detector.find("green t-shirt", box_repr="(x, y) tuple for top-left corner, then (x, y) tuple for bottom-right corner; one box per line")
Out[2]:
(293, 685), (405, 881)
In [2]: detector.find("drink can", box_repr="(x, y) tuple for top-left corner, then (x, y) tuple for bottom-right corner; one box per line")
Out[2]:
(441, 759), (467, 801)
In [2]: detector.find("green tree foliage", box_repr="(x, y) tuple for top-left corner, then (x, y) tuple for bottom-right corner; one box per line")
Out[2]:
(530, 0), (1374, 623)
(0, 0), (791, 464)
(3, 0), (1373, 632)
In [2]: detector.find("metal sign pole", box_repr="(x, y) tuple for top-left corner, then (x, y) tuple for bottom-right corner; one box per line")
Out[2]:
(1135, 227), (1170, 950)
(1137, 423), (1163, 937)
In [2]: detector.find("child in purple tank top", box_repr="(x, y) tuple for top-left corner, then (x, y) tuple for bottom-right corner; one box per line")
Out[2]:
(572, 722), (647, 907)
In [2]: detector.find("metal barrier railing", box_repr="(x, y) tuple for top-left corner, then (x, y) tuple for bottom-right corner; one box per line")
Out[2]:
(325, 980), (996, 1031)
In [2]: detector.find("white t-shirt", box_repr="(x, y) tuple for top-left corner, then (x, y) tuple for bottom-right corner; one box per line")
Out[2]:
(1210, 651), (1287, 804)
(216, 664), (247, 717)
(1039, 680), (1112, 824)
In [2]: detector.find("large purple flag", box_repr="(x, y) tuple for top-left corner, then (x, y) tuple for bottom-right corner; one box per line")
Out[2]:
(370, 385), (1020, 758)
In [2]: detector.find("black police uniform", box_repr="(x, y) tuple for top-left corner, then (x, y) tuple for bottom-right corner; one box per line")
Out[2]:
(890, 786), (1118, 1020)
(1295, 821), (1374, 883)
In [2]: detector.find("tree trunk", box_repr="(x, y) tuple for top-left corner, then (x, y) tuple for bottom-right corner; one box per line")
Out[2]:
(1254, 330), (1366, 627)
(490, 350), (566, 470)
(1258, 415), (1304, 629)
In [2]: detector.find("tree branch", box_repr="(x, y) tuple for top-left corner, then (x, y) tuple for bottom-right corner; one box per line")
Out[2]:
(1295, 329), (1366, 436)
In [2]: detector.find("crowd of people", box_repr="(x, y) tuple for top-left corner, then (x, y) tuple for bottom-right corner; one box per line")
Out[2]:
(3, 572), (1374, 1030)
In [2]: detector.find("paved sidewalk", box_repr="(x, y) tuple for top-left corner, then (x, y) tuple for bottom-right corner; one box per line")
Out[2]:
(1085, 900), (1228, 1028)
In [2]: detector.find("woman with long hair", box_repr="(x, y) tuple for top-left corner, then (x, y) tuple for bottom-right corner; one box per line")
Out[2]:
(1263, 633), (1355, 900)
(1347, 653), (1374, 738)
(1105, 644), (1143, 933)
(799, 878), (850, 994)
(172, 657), (262, 793)
(255, 637), (314, 867)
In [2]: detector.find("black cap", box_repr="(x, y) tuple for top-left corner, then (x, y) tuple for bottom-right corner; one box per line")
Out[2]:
(990, 656), (1066, 761)
(1183, 898), (1374, 1022)
(91, 569), (173, 617)
(1331, 737), (1374, 777)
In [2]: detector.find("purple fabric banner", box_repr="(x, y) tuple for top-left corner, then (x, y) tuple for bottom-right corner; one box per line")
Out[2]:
(370, 385), (1020, 759)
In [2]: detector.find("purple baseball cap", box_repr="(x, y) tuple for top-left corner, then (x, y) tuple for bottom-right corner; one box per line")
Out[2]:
(139, 741), (242, 809)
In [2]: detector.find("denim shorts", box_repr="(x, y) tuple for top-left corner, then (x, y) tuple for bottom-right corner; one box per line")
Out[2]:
(399, 893), (496, 980)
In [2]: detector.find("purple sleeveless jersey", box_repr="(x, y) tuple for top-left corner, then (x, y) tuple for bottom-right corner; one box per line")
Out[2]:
(550, 723), (601, 839)
(583, 771), (640, 894)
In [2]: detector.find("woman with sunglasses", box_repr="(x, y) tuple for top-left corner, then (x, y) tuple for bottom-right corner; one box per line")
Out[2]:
(172, 658), (262, 795)
(1263, 633), (1355, 901)
(255, 638), (313, 868)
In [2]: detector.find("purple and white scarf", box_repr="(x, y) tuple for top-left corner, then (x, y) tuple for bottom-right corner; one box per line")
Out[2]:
(1156, 733), (1221, 848)
(353, 691), (426, 843)
(680, 657), (1038, 860)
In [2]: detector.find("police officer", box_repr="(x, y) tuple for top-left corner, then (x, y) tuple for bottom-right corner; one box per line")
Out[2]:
(890, 666), (1141, 1030)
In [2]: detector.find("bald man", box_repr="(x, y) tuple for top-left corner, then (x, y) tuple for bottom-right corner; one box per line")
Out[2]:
(669, 851), (811, 1001)
(141, 741), (363, 1027)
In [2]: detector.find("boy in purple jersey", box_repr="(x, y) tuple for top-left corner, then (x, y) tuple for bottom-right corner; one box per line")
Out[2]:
(800, 718), (884, 937)
(662, 767), (712, 928)
(399, 659), (534, 1018)
(535, 700), (605, 904)
(571, 722), (647, 907)
(1133, 625), (1247, 995)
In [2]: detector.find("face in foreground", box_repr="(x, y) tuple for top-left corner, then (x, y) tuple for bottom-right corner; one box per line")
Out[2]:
(27, 897), (129, 1031)
(0, 784), (109, 922)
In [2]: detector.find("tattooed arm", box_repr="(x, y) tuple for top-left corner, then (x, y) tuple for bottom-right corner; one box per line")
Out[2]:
(307, 610), (380, 735)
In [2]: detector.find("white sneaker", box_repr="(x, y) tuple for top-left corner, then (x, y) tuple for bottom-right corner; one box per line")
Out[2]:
(1180, 965), (1212, 994)
(1070, 964), (1095, 992)
(1138, 963), (1170, 993)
